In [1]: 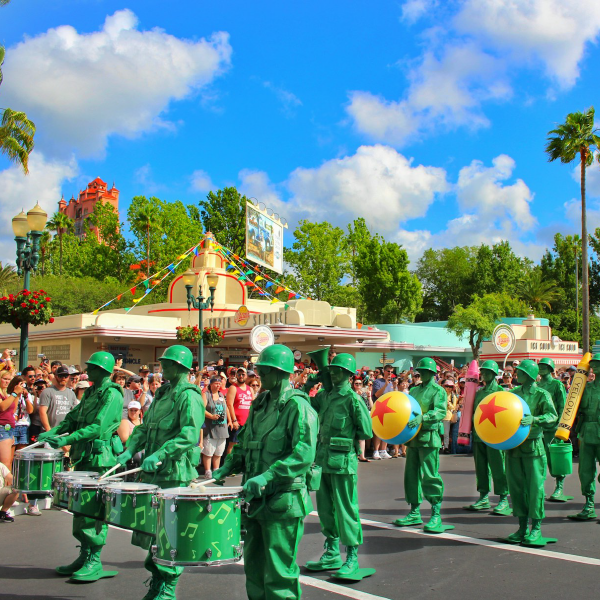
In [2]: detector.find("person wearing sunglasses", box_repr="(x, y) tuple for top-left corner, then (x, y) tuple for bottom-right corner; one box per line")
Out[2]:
(38, 365), (78, 434)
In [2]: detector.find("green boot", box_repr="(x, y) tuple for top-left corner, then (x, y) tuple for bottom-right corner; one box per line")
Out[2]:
(305, 537), (343, 571)
(464, 493), (491, 511)
(523, 519), (542, 546)
(424, 503), (454, 533)
(69, 545), (118, 582)
(492, 494), (512, 516)
(142, 553), (164, 600)
(568, 495), (597, 520)
(155, 573), (180, 600)
(334, 546), (359, 579)
(394, 504), (423, 526)
(56, 545), (89, 576)
(504, 517), (528, 544)
(549, 476), (573, 502)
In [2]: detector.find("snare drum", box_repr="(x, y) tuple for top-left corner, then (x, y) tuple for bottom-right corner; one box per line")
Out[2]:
(67, 477), (107, 520)
(103, 482), (158, 536)
(13, 448), (64, 494)
(52, 471), (99, 509)
(152, 486), (243, 567)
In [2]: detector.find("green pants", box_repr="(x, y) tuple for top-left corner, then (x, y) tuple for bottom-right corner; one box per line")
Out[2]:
(144, 550), (183, 578)
(315, 473), (362, 546)
(404, 446), (444, 505)
(473, 442), (508, 496)
(578, 440), (600, 496)
(73, 515), (108, 547)
(243, 515), (304, 600)
(506, 454), (546, 519)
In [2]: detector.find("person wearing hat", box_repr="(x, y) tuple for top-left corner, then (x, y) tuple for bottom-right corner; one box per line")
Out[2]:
(213, 344), (318, 600)
(116, 345), (204, 600)
(464, 360), (510, 515)
(504, 359), (557, 546)
(394, 357), (452, 533)
(305, 353), (373, 580)
(74, 380), (90, 404)
(568, 353), (600, 520)
(537, 357), (569, 502)
(37, 352), (124, 582)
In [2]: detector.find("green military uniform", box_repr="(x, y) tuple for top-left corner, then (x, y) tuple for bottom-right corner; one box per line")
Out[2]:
(395, 357), (452, 533)
(39, 352), (123, 582)
(504, 360), (557, 546)
(215, 345), (318, 600)
(118, 345), (204, 600)
(306, 353), (372, 579)
(537, 358), (568, 501)
(569, 355), (600, 520)
(466, 361), (510, 514)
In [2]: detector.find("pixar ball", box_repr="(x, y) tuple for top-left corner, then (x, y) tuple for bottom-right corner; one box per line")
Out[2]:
(474, 391), (531, 450)
(371, 391), (422, 445)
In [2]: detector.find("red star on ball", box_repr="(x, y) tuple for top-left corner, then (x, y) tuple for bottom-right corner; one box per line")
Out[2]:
(372, 397), (396, 426)
(478, 395), (508, 427)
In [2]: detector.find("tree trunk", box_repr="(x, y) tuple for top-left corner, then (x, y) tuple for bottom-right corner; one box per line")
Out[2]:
(147, 223), (150, 278)
(581, 151), (590, 353)
(59, 231), (63, 276)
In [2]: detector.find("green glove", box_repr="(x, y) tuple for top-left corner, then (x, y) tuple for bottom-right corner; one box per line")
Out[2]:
(141, 452), (163, 473)
(37, 430), (58, 443)
(243, 474), (268, 499)
(47, 435), (69, 449)
(212, 466), (229, 485)
(521, 414), (534, 426)
(117, 450), (133, 466)
(408, 413), (423, 429)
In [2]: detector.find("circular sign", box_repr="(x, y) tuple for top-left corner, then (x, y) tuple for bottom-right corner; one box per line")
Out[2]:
(293, 350), (302, 360)
(250, 325), (275, 354)
(492, 324), (516, 354)
(234, 305), (250, 326)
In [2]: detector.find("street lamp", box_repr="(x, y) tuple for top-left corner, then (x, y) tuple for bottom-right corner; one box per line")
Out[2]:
(183, 269), (219, 370)
(12, 203), (48, 370)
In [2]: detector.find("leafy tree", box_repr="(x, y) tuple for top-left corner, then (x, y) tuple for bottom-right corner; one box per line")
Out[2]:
(471, 241), (531, 295)
(131, 204), (158, 278)
(546, 107), (600, 352)
(0, 262), (18, 295)
(517, 269), (560, 313)
(38, 230), (51, 276)
(46, 211), (74, 275)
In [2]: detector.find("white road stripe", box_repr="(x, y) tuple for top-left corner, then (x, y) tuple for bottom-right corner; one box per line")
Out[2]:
(299, 575), (391, 600)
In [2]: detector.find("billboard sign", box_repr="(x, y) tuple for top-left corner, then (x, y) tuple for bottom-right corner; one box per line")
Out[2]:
(246, 202), (283, 274)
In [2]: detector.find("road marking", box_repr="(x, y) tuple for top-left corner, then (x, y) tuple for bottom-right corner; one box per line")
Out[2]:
(310, 512), (600, 567)
(300, 575), (390, 600)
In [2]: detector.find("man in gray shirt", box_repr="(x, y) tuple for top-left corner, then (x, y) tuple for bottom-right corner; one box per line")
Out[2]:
(38, 366), (78, 431)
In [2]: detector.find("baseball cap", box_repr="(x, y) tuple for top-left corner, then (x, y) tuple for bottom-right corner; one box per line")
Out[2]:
(209, 376), (221, 385)
(512, 360), (520, 366)
(34, 378), (47, 386)
(68, 366), (79, 375)
(75, 381), (90, 390)
(567, 366), (576, 371)
(79, 373), (89, 381)
(127, 400), (142, 410)
(459, 377), (466, 383)
(139, 365), (150, 372)
(55, 366), (69, 377)
(443, 379), (454, 387)
(127, 375), (142, 385)
(237, 366), (247, 373)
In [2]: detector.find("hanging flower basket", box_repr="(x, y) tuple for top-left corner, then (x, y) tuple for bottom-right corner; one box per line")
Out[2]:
(203, 326), (225, 346)
(176, 325), (225, 346)
(0, 289), (54, 329)
(176, 325), (201, 343)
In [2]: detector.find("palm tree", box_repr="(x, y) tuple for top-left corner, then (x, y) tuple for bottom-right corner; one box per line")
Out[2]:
(516, 270), (560, 313)
(39, 230), (51, 276)
(46, 211), (74, 275)
(0, 262), (18, 295)
(546, 107), (600, 352)
(132, 205), (157, 278)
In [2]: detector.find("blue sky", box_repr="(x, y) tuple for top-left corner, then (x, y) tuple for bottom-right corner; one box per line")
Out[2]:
(2, 0), (600, 266)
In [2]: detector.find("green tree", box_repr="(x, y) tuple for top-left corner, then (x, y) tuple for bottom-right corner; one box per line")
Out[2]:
(38, 230), (51, 276)
(0, 262), (18, 295)
(516, 269), (560, 313)
(46, 211), (74, 275)
(131, 204), (158, 278)
(471, 241), (531, 295)
(546, 107), (600, 352)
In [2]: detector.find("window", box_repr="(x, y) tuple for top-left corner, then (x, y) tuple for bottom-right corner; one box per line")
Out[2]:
(40, 344), (70, 360)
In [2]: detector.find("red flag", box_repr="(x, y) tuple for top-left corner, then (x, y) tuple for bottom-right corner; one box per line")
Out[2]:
(117, 294), (122, 301)
(288, 292), (296, 300)
(275, 286), (284, 294)
(130, 287), (136, 296)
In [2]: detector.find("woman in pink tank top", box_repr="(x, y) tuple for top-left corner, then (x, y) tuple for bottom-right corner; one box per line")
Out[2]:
(226, 367), (254, 453)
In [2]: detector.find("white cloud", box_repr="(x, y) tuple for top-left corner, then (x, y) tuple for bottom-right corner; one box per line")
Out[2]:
(286, 144), (448, 231)
(238, 169), (285, 212)
(455, 0), (600, 88)
(190, 169), (214, 193)
(0, 153), (78, 264)
(263, 82), (302, 117)
(575, 161), (600, 198)
(134, 164), (165, 194)
(401, 0), (437, 24)
(1, 10), (232, 156)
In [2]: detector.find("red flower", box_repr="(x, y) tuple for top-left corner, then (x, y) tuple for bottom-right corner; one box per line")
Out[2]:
(21, 303), (27, 308)
(34, 310), (39, 314)
(22, 290), (30, 296)
(49, 317), (55, 323)
(39, 304), (44, 308)
(45, 297), (51, 302)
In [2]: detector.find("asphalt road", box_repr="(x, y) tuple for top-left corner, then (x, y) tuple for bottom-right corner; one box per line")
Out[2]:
(2, 455), (599, 600)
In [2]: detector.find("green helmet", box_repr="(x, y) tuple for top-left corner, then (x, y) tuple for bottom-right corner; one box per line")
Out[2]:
(255, 344), (294, 374)
(516, 359), (539, 381)
(329, 353), (356, 375)
(590, 353), (600, 364)
(416, 357), (437, 374)
(480, 360), (499, 375)
(86, 351), (115, 374)
(159, 345), (193, 370)
(538, 357), (555, 372)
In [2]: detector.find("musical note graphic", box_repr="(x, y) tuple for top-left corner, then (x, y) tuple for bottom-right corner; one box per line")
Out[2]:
(109, 508), (119, 522)
(180, 523), (198, 539)
(211, 542), (222, 558)
(208, 503), (231, 524)
(227, 528), (233, 540)
(158, 528), (171, 551)
(131, 507), (146, 528)
(192, 549), (196, 559)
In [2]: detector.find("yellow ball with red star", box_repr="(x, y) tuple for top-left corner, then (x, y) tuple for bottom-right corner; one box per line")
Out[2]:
(474, 391), (531, 450)
(370, 391), (422, 445)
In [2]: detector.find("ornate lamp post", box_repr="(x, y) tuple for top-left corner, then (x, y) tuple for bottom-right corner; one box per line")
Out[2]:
(182, 269), (219, 370)
(12, 203), (48, 370)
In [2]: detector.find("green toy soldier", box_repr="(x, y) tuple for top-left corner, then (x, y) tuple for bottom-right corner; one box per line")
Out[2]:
(117, 345), (204, 600)
(305, 353), (374, 581)
(464, 360), (511, 515)
(504, 359), (557, 546)
(394, 357), (453, 533)
(537, 357), (570, 502)
(568, 353), (600, 521)
(213, 344), (318, 600)
(38, 351), (123, 582)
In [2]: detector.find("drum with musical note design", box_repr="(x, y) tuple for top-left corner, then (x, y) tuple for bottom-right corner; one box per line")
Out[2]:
(52, 471), (99, 509)
(67, 477), (106, 520)
(151, 486), (243, 567)
(13, 448), (64, 494)
(103, 482), (158, 536)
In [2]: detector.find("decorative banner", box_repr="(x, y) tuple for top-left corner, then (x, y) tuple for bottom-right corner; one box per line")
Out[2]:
(250, 324), (275, 354)
(246, 201), (283, 274)
(234, 305), (250, 326)
(492, 324), (516, 354)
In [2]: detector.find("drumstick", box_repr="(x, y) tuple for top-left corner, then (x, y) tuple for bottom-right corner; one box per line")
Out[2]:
(190, 479), (216, 488)
(98, 464), (120, 481)
(21, 432), (69, 452)
(102, 461), (162, 481)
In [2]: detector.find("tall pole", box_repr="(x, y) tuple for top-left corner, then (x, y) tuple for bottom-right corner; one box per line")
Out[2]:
(19, 267), (30, 371)
(575, 246), (579, 333)
(199, 297), (204, 372)
(581, 152), (590, 353)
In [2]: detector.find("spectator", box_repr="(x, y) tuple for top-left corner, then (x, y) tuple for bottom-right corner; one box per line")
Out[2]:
(112, 371), (127, 388)
(142, 375), (161, 413)
(225, 367), (253, 454)
(201, 377), (231, 479)
(353, 377), (373, 462)
(122, 375), (143, 418)
(0, 460), (18, 522)
(246, 374), (262, 398)
(371, 366), (395, 459)
(226, 367), (237, 388)
(11, 375), (33, 462)
(118, 400), (143, 445)
(29, 378), (47, 442)
(67, 366), (80, 389)
(409, 372), (421, 389)
(74, 381), (90, 404)
(501, 372), (514, 389)
(0, 372), (16, 470)
(38, 366), (77, 432)
(21, 366), (36, 393)
(442, 380), (458, 454)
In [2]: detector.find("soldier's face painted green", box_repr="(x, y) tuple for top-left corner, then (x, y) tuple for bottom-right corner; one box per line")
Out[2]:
(539, 364), (553, 377)
(590, 360), (600, 373)
(159, 358), (185, 382)
(255, 364), (289, 389)
(417, 369), (435, 384)
(481, 370), (496, 385)
(516, 369), (533, 385)
(86, 364), (108, 385)
(329, 365), (349, 386)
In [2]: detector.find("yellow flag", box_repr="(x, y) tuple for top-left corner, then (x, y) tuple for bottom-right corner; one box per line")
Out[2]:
(132, 298), (141, 303)
(255, 276), (263, 282)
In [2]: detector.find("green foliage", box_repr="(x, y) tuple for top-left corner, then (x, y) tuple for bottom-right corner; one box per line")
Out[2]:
(46, 211), (74, 276)
(516, 269), (560, 312)
(0, 108), (35, 174)
(0, 262), (18, 296)
(0, 289), (53, 328)
(546, 107), (600, 166)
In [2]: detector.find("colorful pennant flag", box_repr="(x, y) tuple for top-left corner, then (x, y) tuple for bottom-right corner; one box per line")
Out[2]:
(167, 264), (175, 274)
(130, 287), (136, 296)
(275, 286), (284, 294)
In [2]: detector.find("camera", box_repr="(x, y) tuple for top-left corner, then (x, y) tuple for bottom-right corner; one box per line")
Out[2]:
(38, 353), (46, 359)
(9, 350), (16, 357)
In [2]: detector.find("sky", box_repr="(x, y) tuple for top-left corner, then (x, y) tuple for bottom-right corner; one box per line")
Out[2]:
(2, 0), (600, 268)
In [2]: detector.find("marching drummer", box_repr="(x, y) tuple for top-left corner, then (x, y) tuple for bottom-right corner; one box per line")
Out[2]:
(37, 351), (124, 582)
(116, 345), (204, 600)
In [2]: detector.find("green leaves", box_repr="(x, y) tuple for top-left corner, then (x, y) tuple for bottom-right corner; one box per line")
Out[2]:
(0, 108), (36, 174)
